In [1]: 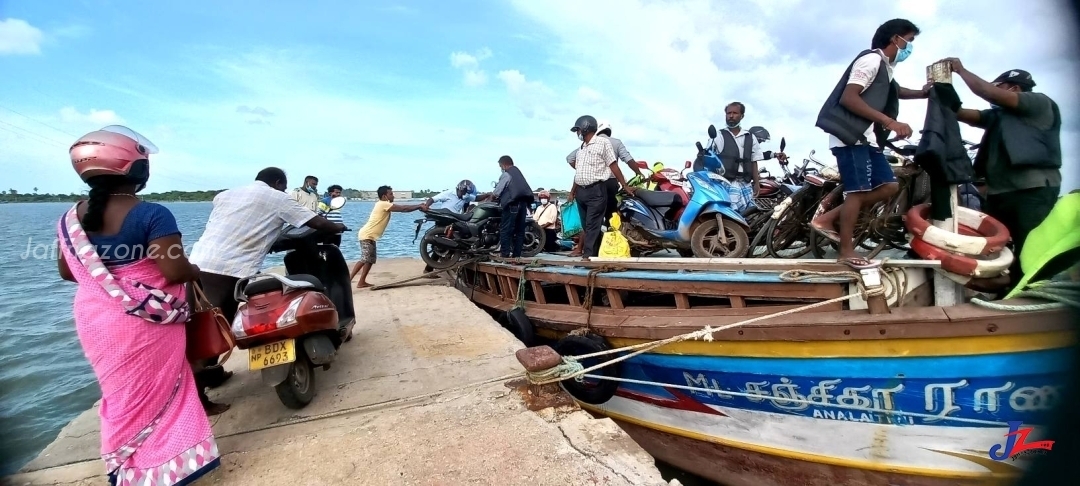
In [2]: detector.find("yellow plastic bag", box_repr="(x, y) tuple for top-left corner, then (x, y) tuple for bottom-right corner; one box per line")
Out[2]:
(598, 213), (631, 258)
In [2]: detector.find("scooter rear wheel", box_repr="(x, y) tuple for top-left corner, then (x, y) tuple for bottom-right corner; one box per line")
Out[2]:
(274, 347), (316, 409)
(690, 217), (750, 258)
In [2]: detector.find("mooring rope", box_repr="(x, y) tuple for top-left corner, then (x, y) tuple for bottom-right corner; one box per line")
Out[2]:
(526, 284), (885, 386)
(580, 265), (627, 330)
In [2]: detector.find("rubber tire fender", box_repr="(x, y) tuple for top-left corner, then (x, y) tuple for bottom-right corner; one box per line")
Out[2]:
(553, 334), (621, 405)
(503, 307), (536, 346)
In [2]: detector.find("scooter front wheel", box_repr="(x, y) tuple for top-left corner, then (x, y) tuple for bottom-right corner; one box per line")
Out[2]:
(274, 347), (316, 409)
(690, 217), (750, 258)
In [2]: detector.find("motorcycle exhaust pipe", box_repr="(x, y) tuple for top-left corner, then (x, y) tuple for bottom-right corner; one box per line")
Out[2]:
(432, 236), (464, 248)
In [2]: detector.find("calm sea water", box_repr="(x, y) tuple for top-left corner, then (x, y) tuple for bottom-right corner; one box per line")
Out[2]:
(0, 200), (426, 475)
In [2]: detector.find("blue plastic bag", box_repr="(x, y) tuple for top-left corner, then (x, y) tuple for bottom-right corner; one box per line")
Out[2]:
(560, 201), (583, 237)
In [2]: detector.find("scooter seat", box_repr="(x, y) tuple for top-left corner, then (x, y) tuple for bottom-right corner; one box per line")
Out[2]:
(635, 189), (680, 208)
(243, 274), (325, 296)
(428, 208), (471, 221)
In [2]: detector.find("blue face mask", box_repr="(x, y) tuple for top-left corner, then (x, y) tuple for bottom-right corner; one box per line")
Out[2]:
(894, 38), (912, 63)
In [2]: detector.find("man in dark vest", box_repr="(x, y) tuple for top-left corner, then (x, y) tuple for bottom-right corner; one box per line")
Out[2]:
(940, 60), (1062, 287)
(813, 18), (931, 269)
(493, 155), (535, 258)
(711, 102), (789, 213)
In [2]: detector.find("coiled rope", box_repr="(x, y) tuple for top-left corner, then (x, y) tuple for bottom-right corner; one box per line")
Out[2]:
(972, 279), (1080, 311)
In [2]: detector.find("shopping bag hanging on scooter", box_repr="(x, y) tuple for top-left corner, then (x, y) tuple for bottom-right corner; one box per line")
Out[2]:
(598, 213), (631, 259)
(560, 201), (583, 237)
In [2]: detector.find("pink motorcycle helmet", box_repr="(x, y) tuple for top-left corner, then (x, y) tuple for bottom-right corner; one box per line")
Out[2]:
(69, 125), (158, 186)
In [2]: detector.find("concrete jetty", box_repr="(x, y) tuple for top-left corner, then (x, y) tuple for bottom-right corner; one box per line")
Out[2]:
(7, 259), (673, 486)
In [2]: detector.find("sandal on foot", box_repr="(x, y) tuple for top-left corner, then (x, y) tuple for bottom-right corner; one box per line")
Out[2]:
(811, 222), (841, 244)
(839, 256), (880, 270)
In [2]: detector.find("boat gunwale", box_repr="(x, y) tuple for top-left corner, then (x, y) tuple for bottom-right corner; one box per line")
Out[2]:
(454, 262), (1075, 342)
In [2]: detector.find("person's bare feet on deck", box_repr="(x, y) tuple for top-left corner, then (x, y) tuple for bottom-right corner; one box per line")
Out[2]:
(356, 282), (372, 289)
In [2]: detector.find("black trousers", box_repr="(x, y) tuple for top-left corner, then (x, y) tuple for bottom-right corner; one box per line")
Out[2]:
(499, 201), (529, 257)
(984, 186), (1060, 288)
(576, 181), (609, 257)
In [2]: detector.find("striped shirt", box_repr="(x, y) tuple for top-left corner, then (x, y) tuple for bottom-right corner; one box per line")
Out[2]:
(190, 181), (316, 278)
(573, 136), (617, 186)
(318, 197), (344, 224)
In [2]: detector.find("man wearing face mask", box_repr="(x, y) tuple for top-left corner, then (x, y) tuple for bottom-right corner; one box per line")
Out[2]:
(568, 115), (636, 260)
(813, 18), (931, 270)
(942, 61), (1061, 287)
(532, 190), (560, 252)
(290, 175), (320, 212)
(710, 102), (789, 213)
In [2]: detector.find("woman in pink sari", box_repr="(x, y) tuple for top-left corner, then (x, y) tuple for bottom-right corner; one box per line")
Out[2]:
(57, 125), (220, 485)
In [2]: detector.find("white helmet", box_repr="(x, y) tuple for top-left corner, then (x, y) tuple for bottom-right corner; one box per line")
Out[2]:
(597, 120), (611, 135)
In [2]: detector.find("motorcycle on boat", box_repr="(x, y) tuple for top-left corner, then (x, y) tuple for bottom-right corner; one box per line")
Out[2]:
(229, 196), (356, 409)
(413, 199), (547, 270)
(616, 128), (753, 258)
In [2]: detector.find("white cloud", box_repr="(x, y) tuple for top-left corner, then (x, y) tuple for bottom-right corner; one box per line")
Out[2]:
(450, 47), (493, 87)
(578, 86), (605, 106)
(506, 0), (1080, 189)
(0, 18), (44, 55)
(498, 69), (562, 120)
(58, 107), (124, 125)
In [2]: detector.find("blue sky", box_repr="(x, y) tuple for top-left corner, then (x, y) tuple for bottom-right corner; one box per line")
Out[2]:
(2, 0), (1079, 195)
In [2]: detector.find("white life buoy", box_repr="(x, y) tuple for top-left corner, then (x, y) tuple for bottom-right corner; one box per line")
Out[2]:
(909, 235), (1014, 278)
(905, 203), (1010, 256)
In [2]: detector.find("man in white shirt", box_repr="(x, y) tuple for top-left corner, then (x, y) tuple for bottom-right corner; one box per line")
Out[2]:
(813, 19), (930, 269)
(290, 175), (320, 211)
(188, 167), (345, 411)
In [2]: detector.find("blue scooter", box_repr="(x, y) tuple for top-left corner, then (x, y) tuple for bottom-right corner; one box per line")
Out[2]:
(617, 127), (751, 258)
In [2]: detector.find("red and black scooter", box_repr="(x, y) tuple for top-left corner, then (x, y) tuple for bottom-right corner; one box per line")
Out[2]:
(229, 197), (356, 409)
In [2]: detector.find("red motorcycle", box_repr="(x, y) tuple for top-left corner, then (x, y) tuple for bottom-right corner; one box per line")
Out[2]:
(230, 198), (355, 409)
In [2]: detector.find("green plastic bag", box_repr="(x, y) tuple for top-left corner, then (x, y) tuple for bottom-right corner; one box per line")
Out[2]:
(560, 201), (583, 238)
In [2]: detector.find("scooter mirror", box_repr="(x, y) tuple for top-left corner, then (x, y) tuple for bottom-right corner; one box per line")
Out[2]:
(684, 160), (692, 169)
(329, 196), (347, 210)
(707, 124), (717, 139)
(780, 137), (786, 152)
(636, 161), (648, 169)
(491, 180), (497, 188)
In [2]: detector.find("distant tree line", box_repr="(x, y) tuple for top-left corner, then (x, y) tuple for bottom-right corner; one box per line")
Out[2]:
(1, 186), (571, 204)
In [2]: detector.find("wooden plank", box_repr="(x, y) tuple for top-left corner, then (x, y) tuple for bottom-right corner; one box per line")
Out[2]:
(674, 293), (691, 309)
(499, 256), (943, 271)
(484, 266), (844, 301)
(484, 273), (498, 293)
(729, 295), (746, 308)
(531, 280), (546, 304)
(606, 289), (625, 309)
(566, 284), (581, 306)
(507, 277), (519, 301)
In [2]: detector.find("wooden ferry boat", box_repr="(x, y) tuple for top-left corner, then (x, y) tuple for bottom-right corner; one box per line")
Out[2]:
(451, 254), (1075, 486)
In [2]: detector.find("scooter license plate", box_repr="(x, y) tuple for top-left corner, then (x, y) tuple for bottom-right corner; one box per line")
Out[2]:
(248, 339), (296, 371)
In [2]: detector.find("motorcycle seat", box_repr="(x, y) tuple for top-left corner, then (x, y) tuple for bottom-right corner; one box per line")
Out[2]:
(428, 208), (471, 221)
(243, 274), (325, 296)
(635, 189), (681, 208)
